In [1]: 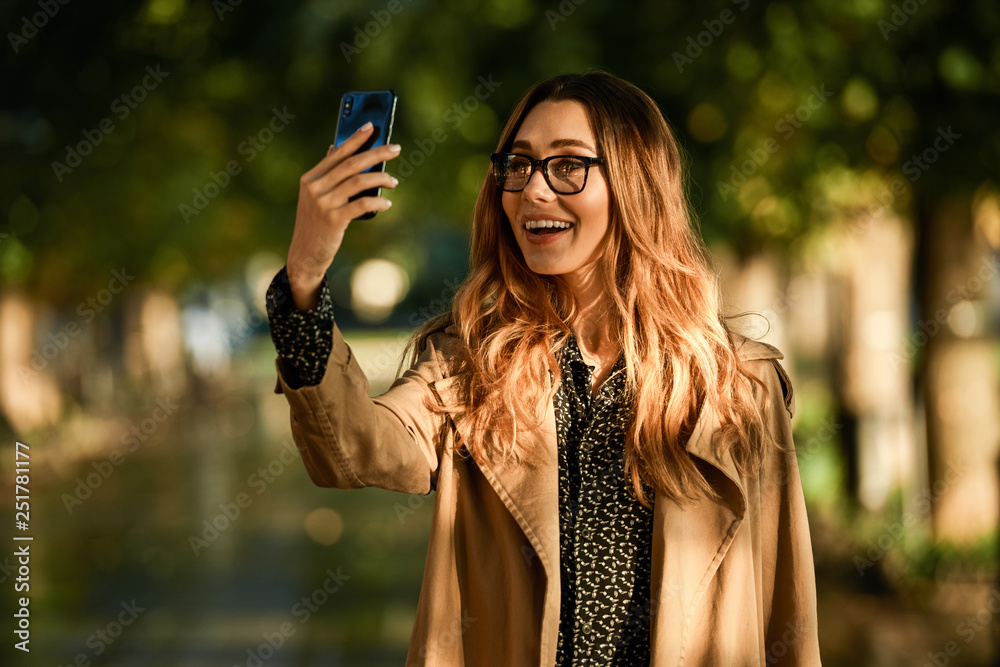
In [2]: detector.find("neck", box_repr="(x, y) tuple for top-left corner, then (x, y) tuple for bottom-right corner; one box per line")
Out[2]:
(562, 264), (615, 355)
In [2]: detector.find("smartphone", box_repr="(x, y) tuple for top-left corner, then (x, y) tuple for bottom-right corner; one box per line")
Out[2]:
(333, 89), (397, 220)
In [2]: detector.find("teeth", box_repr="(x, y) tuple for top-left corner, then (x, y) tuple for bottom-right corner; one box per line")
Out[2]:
(524, 219), (573, 230)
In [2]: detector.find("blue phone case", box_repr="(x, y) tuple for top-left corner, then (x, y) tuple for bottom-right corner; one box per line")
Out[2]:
(334, 90), (397, 219)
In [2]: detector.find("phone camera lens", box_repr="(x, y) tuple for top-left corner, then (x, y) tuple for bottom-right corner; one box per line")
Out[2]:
(343, 95), (354, 117)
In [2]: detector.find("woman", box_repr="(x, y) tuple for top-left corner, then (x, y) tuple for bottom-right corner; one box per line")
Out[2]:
(267, 72), (821, 665)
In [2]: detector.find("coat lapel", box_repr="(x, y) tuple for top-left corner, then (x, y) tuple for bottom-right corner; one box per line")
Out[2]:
(428, 372), (563, 663)
(683, 400), (747, 514)
(650, 399), (750, 663)
(474, 396), (562, 662)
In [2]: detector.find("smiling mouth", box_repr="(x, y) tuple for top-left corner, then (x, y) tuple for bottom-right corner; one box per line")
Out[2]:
(524, 219), (574, 235)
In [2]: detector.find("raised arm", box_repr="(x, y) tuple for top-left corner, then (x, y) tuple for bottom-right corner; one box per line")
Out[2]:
(273, 321), (454, 495)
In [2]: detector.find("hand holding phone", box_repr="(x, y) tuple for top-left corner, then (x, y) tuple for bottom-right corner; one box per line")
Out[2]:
(285, 96), (400, 311)
(333, 90), (397, 220)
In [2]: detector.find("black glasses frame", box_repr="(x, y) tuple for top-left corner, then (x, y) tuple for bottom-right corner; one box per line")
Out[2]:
(490, 152), (604, 195)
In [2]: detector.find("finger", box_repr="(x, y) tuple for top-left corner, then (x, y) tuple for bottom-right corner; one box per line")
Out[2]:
(310, 146), (401, 196)
(342, 195), (393, 220)
(315, 172), (398, 211)
(306, 140), (400, 188)
(335, 143), (402, 178)
(323, 121), (381, 165)
(303, 122), (376, 180)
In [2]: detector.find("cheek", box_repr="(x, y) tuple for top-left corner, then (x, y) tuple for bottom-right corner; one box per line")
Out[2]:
(501, 194), (518, 228)
(577, 195), (610, 238)
(501, 191), (519, 210)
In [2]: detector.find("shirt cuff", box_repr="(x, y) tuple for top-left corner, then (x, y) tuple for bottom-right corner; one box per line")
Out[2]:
(266, 266), (335, 389)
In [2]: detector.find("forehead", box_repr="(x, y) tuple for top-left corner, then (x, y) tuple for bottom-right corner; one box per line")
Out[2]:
(512, 99), (596, 152)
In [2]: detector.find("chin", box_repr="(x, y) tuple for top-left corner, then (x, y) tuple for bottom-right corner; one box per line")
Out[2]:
(522, 257), (572, 277)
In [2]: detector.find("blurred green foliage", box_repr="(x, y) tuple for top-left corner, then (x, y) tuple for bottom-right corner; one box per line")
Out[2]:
(2, 0), (997, 304)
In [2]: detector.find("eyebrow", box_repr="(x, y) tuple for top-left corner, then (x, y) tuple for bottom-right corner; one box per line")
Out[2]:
(511, 138), (597, 153)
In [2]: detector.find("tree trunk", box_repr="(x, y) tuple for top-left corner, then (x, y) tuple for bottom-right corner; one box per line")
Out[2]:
(916, 192), (1000, 545)
(0, 292), (63, 432)
(839, 208), (916, 513)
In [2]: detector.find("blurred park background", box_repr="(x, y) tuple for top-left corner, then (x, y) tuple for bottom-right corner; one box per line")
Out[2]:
(1, 0), (999, 664)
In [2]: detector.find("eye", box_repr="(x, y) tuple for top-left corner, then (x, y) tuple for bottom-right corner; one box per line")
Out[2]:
(551, 157), (583, 175)
(549, 158), (586, 186)
(508, 156), (531, 175)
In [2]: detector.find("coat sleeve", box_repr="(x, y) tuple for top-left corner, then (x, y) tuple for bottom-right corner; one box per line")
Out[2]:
(273, 322), (453, 495)
(752, 357), (823, 666)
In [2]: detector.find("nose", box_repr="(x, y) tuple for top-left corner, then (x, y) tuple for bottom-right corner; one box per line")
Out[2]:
(521, 165), (555, 201)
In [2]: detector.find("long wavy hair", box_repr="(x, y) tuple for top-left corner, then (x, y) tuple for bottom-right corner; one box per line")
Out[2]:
(404, 71), (769, 505)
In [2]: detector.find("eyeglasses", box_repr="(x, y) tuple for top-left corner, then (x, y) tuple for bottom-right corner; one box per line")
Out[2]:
(490, 153), (603, 195)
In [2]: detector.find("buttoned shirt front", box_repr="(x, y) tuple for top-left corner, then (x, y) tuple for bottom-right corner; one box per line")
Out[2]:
(554, 336), (654, 665)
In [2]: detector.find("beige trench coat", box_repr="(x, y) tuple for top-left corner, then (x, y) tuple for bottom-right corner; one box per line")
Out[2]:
(274, 323), (822, 666)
